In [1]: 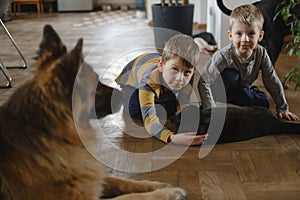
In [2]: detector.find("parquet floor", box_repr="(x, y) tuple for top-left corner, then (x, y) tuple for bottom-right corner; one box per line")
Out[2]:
(0, 11), (299, 200)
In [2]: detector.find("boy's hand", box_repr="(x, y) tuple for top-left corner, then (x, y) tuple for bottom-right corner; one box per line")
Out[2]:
(278, 111), (299, 121)
(169, 132), (208, 146)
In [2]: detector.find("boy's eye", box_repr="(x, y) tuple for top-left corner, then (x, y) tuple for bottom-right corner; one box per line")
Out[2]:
(184, 70), (192, 76)
(235, 32), (242, 36)
(249, 31), (256, 36)
(171, 67), (179, 72)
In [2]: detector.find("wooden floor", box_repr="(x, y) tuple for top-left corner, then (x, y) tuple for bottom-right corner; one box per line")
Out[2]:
(0, 11), (300, 200)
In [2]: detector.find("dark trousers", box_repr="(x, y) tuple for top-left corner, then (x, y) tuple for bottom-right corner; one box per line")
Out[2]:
(211, 69), (269, 109)
(122, 86), (199, 132)
(122, 87), (177, 120)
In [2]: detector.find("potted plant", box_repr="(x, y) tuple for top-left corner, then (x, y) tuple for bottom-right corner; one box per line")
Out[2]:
(151, 0), (194, 50)
(275, 0), (300, 90)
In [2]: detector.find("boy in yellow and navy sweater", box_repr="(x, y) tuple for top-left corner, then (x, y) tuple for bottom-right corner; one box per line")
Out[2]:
(116, 34), (208, 146)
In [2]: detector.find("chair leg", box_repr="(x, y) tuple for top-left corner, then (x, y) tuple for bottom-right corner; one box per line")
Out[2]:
(13, 3), (16, 15)
(41, 2), (44, 14)
(0, 58), (12, 88)
(0, 19), (27, 69)
(37, 3), (40, 15)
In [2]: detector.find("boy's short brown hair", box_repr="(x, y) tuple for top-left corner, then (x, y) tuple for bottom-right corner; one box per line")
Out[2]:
(162, 34), (200, 69)
(229, 4), (264, 31)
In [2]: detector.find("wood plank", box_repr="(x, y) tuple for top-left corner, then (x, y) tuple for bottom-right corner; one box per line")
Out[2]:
(198, 171), (225, 199)
(243, 181), (300, 191)
(266, 149), (299, 181)
(245, 190), (300, 200)
(249, 149), (280, 182)
(178, 171), (202, 200)
(232, 150), (259, 182)
(274, 135), (300, 169)
(219, 172), (247, 200)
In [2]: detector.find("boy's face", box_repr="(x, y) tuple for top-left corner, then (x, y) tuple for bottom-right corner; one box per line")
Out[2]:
(228, 21), (264, 61)
(158, 57), (194, 91)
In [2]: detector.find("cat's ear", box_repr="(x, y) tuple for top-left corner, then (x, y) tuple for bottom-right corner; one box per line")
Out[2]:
(37, 25), (67, 59)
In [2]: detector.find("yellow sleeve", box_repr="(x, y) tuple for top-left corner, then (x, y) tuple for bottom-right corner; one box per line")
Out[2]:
(139, 89), (174, 143)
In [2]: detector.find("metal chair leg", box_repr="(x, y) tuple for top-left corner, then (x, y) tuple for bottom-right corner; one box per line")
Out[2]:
(0, 18), (27, 69)
(0, 58), (12, 88)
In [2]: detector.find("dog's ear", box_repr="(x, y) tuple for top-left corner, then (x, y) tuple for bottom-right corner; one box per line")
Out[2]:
(37, 25), (67, 58)
(62, 38), (84, 86)
(69, 38), (83, 73)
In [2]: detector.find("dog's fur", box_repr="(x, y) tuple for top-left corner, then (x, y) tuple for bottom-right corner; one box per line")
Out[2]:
(208, 105), (300, 143)
(216, 0), (300, 65)
(0, 25), (186, 200)
(94, 83), (123, 118)
(173, 105), (300, 144)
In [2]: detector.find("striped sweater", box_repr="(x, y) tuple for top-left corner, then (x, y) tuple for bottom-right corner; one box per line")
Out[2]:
(116, 53), (196, 143)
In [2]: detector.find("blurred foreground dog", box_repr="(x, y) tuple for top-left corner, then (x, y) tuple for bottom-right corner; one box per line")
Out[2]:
(0, 25), (186, 200)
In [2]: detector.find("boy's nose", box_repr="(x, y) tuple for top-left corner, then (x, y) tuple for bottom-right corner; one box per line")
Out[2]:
(175, 73), (184, 81)
(241, 34), (249, 42)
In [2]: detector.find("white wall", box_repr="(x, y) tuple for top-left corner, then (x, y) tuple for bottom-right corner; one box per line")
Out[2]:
(199, 0), (207, 24)
(206, 0), (259, 48)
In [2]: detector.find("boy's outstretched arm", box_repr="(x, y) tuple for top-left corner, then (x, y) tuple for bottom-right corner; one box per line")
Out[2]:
(278, 111), (299, 121)
(169, 132), (208, 146)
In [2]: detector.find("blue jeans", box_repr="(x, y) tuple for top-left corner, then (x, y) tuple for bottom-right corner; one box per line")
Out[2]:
(211, 69), (269, 108)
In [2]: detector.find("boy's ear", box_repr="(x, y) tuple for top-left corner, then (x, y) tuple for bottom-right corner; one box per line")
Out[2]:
(258, 30), (264, 42)
(191, 66), (196, 73)
(158, 59), (164, 72)
(227, 30), (233, 41)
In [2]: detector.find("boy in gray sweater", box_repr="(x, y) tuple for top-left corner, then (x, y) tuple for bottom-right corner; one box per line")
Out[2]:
(199, 4), (298, 124)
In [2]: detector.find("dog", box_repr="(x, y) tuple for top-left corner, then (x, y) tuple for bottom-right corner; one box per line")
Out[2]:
(208, 105), (300, 143)
(216, 0), (300, 65)
(193, 32), (218, 56)
(171, 105), (300, 144)
(94, 82), (123, 118)
(0, 25), (186, 200)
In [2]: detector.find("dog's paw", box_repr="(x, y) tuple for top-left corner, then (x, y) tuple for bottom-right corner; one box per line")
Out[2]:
(134, 179), (172, 189)
(154, 187), (186, 200)
(168, 187), (186, 200)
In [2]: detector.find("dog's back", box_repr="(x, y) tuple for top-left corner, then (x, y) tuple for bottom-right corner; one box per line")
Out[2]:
(216, 106), (300, 143)
(0, 25), (103, 200)
(173, 105), (300, 143)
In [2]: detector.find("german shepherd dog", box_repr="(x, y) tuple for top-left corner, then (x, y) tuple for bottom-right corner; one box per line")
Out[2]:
(216, 0), (300, 65)
(0, 25), (186, 200)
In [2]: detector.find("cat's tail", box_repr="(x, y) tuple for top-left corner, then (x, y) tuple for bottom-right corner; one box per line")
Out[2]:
(279, 121), (300, 134)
